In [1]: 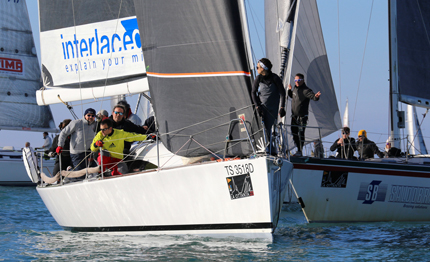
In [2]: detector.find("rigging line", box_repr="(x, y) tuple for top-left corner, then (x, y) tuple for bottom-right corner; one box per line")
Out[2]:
(246, 10), (258, 68)
(159, 104), (253, 137)
(408, 108), (428, 154)
(337, 0), (342, 118)
(246, 0), (265, 58)
(191, 138), (222, 159)
(71, 0), (90, 154)
(351, 0), (374, 131)
(159, 138), (193, 169)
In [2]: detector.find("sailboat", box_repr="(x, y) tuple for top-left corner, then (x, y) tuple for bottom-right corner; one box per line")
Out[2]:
(281, 0), (430, 222)
(30, 0), (293, 240)
(0, 0), (56, 186)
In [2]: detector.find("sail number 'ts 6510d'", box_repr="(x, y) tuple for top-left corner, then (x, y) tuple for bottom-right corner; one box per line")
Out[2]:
(224, 163), (254, 176)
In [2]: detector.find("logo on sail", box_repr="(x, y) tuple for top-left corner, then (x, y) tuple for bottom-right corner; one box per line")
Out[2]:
(60, 18), (141, 61)
(40, 16), (145, 87)
(0, 57), (23, 74)
(357, 180), (388, 204)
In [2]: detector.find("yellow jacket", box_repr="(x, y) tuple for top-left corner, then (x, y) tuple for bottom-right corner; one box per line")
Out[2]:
(91, 129), (147, 159)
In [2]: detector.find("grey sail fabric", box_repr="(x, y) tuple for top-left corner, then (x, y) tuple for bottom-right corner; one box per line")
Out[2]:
(266, 0), (341, 147)
(38, 0), (147, 97)
(265, 0), (294, 76)
(134, 0), (262, 157)
(396, 1), (430, 108)
(0, 0), (55, 132)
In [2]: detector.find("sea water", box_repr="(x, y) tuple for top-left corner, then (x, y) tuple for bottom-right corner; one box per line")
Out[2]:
(1, 186), (430, 261)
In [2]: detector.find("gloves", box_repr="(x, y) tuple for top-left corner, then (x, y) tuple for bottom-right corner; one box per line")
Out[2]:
(95, 140), (104, 147)
(279, 107), (286, 118)
(56, 146), (63, 154)
(48, 152), (55, 157)
(256, 106), (263, 117)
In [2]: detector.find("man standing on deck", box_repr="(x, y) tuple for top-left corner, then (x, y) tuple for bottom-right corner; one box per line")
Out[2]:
(288, 73), (321, 157)
(251, 58), (286, 155)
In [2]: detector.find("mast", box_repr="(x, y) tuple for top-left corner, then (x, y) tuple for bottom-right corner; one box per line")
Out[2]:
(388, 0), (401, 149)
(239, 0), (254, 77)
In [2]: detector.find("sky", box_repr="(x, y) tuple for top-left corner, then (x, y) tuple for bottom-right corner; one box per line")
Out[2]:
(3, 0), (430, 154)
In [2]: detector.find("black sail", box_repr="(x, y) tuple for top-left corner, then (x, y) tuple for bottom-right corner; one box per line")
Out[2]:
(396, 1), (430, 108)
(134, 0), (261, 157)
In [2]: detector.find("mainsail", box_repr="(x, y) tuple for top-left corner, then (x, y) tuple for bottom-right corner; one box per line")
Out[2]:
(36, 0), (148, 105)
(134, 0), (262, 157)
(0, 0), (55, 132)
(266, 0), (341, 146)
(396, 1), (430, 108)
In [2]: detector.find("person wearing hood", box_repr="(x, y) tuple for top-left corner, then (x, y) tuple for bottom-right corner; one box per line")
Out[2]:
(56, 108), (97, 171)
(251, 58), (286, 155)
(356, 130), (385, 160)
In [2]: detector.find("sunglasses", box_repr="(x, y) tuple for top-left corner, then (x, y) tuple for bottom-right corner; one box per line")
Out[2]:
(113, 111), (124, 115)
(342, 132), (349, 135)
(100, 127), (110, 131)
(86, 114), (95, 117)
(294, 79), (303, 82)
(358, 135), (364, 138)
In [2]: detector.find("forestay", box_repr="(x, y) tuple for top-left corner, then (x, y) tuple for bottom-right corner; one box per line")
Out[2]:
(134, 0), (262, 157)
(36, 0), (149, 105)
(266, 0), (341, 146)
(0, 0), (55, 132)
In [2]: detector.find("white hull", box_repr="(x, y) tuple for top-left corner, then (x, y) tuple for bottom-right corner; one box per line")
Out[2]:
(0, 154), (55, 186)
(37, 156), (293, 240)
(290, 157), (430, 222)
